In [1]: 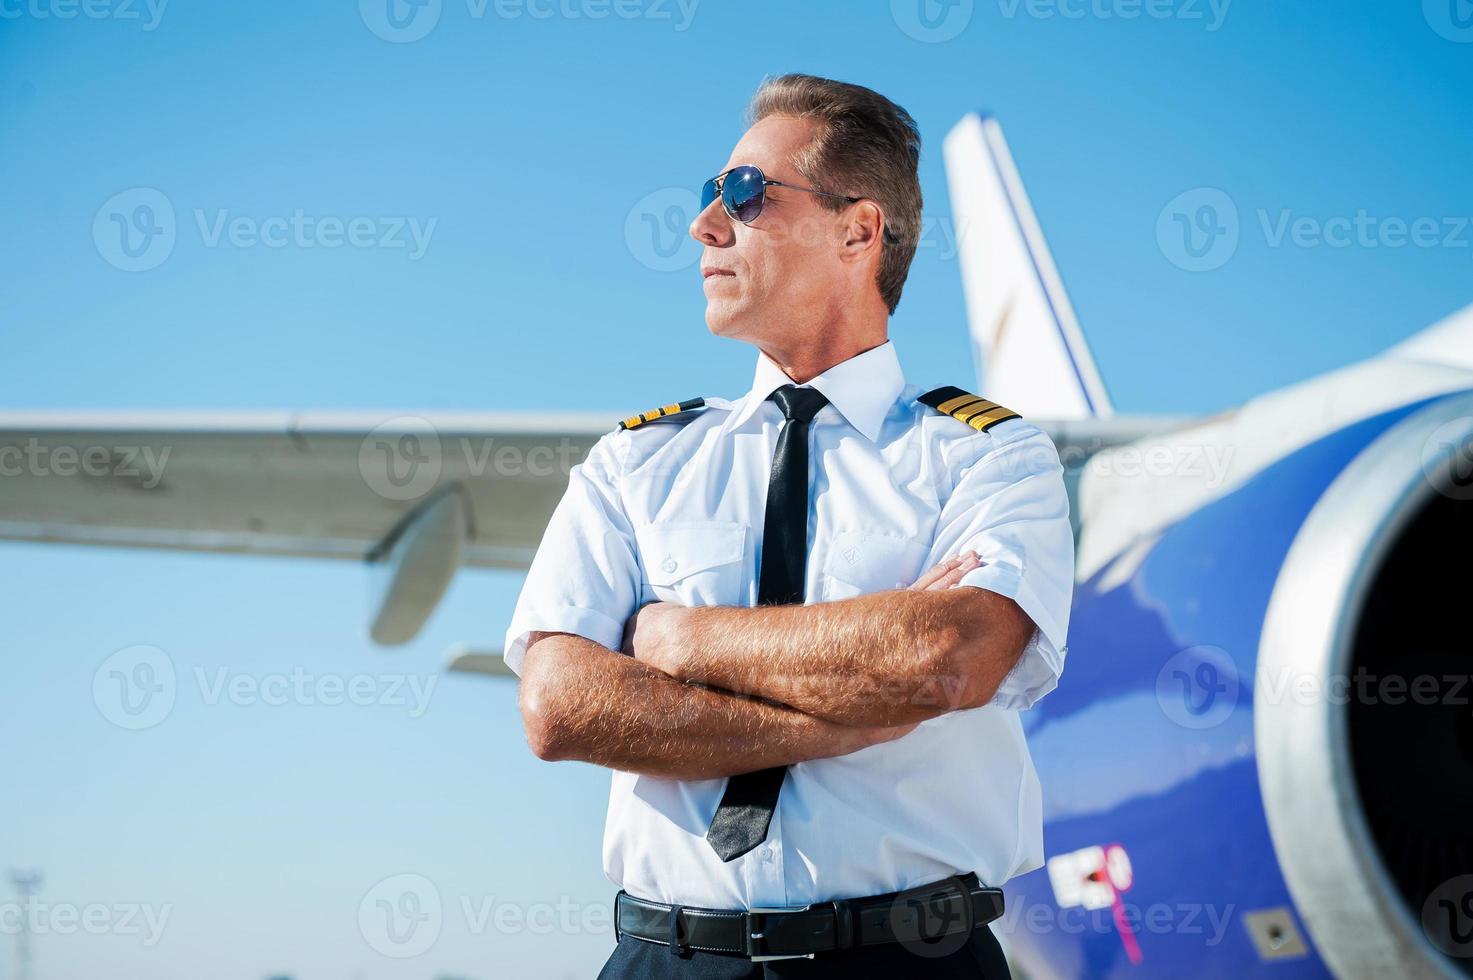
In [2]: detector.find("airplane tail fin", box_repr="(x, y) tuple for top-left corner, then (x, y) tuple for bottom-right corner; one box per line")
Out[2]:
(942, 113), (1113, 419)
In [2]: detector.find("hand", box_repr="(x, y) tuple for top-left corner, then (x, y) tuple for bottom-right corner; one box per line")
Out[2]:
(621, 600), (689, 676)
(907, 551), (984, 591)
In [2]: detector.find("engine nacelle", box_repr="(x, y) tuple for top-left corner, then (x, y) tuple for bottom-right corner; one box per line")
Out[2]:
(1004, 389), (1473, 979)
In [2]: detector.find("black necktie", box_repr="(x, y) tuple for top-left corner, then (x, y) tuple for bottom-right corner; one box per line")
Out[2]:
(706, 383), (830, 862)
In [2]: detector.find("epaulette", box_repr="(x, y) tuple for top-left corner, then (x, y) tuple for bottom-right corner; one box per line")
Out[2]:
(617, 397), (708, 432)
(917, 386), (1021, 433)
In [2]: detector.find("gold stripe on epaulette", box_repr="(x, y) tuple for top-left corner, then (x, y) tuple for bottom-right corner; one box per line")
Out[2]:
(936, 393), (987, 416)
(963, 405), (1020, 431)
(618, 397), (706, 431)
(917, 385), (1021, 434)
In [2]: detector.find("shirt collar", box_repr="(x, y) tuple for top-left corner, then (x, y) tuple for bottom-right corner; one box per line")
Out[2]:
(720, 339), (905, 442)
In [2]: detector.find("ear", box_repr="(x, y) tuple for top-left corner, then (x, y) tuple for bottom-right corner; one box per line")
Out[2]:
(838, 200), (887, 266)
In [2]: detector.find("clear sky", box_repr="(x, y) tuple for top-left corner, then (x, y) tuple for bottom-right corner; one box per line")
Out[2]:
(3, 2), (1471, 977)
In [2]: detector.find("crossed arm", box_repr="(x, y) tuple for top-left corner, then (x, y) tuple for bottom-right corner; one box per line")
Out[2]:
(626, 553), (1037, 726)
(518, 551), (1038, 779)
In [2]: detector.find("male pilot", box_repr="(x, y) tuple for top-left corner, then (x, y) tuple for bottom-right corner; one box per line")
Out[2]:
(503, 73), (1073, 978)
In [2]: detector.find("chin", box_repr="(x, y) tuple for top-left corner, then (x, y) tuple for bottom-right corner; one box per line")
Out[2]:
(704, 302), (746, 340)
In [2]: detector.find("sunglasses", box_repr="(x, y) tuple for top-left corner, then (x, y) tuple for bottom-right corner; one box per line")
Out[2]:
(700, 164), (899, 244)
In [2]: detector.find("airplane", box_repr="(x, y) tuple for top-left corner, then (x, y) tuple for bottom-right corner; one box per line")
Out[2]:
(3, 112), (1470, 979)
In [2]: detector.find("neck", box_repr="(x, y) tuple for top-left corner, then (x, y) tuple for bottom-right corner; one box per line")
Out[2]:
(765, 340), (883, 384)
(757, 302), (889, 384)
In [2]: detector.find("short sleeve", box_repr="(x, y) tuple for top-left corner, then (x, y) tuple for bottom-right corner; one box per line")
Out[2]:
(927, 425), (1074, 710)
(501, 432), (641, 677)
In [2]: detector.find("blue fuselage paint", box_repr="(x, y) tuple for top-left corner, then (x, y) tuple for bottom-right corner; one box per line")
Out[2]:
(1005, 392), (1458, 979)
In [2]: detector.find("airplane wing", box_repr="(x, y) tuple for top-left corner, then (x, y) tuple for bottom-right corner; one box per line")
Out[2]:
(0, 410), (609, 567)
(0, 410), (1184, 645)
(0, 411), (611, 643)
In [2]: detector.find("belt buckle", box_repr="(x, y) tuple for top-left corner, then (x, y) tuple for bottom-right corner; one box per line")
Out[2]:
(745, 905), (818, 962)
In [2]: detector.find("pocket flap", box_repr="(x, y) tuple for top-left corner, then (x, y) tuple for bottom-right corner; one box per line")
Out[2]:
(822, 527), (930, 591)
(636, 521), (746, 587)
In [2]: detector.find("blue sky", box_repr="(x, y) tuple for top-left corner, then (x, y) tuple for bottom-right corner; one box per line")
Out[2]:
(3, 2), (1472, 977)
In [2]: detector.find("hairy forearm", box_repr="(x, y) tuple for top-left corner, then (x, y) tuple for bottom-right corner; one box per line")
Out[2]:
(666, 587), (1027, 726)
(517, 632), (890, 780)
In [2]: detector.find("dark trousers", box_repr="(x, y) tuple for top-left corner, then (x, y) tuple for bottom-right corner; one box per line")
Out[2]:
(595, 923), (1012, 979)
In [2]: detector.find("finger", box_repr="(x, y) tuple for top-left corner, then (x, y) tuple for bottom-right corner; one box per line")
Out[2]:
(909, 556), (965, 591)
(908, 554), (965, 591)
(952, 552), (987, 583)
(925, 552), (983, 591)
(925, 566), (969, 591)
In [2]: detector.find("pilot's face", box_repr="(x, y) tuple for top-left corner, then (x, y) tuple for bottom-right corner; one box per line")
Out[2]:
(690, 114), (850, 345)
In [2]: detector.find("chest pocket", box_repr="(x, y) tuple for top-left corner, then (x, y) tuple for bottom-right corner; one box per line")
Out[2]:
(821, 527), (931, 601)
(636, 520), (749, 608)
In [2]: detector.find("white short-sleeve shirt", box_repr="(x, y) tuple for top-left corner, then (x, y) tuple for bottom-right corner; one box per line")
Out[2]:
(503, 339), (1074, 909)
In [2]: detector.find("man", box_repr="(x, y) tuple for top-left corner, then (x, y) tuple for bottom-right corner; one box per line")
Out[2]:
(503, 73), (1073, 978)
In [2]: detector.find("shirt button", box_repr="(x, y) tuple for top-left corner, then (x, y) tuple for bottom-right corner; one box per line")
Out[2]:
(661, 557), (677, 574)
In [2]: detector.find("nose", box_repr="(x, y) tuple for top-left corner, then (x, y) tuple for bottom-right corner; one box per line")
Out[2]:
(689, 193), (735, 248)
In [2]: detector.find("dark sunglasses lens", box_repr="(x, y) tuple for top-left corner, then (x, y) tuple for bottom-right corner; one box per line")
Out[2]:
(700, 178), (719, 212)
(721, 166), (765, 223)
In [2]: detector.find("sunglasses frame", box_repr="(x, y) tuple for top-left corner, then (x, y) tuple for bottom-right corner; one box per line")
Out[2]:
(702, 165), (901, 245)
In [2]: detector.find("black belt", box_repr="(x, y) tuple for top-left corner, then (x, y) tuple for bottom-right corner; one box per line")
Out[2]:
(613, 872), (1004, 961)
